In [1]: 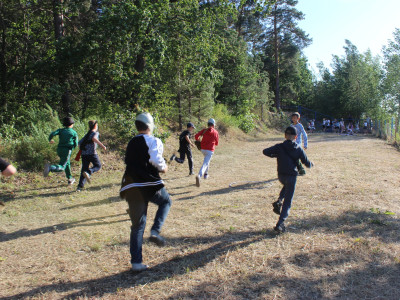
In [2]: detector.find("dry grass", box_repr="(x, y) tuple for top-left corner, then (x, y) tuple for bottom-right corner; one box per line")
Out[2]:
(1, 133), (400, 299)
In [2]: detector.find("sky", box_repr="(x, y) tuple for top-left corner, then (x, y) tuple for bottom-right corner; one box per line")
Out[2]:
(296, 0), (400, 73)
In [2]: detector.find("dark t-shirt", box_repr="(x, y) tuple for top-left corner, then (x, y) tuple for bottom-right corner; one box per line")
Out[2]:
(179, 130), (191, 151)
(0, 157), (10, 172)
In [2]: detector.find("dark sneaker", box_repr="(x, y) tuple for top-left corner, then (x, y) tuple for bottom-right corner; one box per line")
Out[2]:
(274, 224), (286, 234)
(83, 171), (91, 184)
(76, 187), (82, 192)
(43, 163), (51, 178)
(149, 233), (166, 246)
(68, 178), (76, 185)
(204, 173), (209, 179)
(189, 171), (194, 175)
(272, 200), (282, 215)
(131, 263), (149, 272)
(196, 175), (200, 187)
(169, 154), (176, 162)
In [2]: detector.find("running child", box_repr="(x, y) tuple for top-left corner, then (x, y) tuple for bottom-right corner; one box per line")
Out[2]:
(170, 122), (196, 175)
(44, 117), (78, 185)
(263, 126), (314, 233)
(120, 112), (172, 272)
(0, 157), (17, 209)
(76, 120), (106, 191)
(291, 112), (308, 175)
(194, 118), (219, 187)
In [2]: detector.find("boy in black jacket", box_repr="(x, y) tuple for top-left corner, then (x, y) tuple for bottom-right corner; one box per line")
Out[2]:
(120, 112), (172, 272)
(263, 126), (314, 233)
(170, 122), (196, 175)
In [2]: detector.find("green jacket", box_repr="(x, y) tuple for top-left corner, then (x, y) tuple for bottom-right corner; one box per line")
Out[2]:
(49, 128), (78, 149)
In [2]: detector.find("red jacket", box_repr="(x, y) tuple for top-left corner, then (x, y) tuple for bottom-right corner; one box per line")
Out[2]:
(195, 127), (219, 152)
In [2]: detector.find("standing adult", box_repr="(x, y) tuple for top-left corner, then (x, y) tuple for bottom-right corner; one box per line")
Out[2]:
(194, 118), (219, 187)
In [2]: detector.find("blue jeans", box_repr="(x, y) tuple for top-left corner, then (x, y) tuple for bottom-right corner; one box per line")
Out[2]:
(198, 149), (213, 177)
(78, 154), (101, 188)
(126, 187), (172, 264)
(277, 174), (297, 226)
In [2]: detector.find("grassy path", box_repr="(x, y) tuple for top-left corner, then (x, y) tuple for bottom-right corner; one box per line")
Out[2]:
(1, 134), (399, 299)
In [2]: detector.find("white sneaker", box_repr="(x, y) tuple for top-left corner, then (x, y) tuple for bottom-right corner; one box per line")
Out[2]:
(83, 171), (91, 184)
(131, 263), (148, 272)
(196, 175), (200, 187)
(43, 163), (50, 178)
(68, 178), (76, 185)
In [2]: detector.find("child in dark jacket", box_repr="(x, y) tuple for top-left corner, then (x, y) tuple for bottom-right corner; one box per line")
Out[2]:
(76, 120), (106, 191)
(263, 126), (314, 233)
(44, 117), (78, 185)
(170, 122), (196, 175)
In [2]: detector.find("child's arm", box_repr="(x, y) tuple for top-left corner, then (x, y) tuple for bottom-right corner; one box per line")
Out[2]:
(263, 144), (279, 157)
(301, 125), (308, 149)
(149, 138), (167, 173)
(299, 148), (313, 168)
(185, 135), (195, 147)
(48, 129), (60, 144)
(194, 129), (205, 140)
(92, 136), (107, 151)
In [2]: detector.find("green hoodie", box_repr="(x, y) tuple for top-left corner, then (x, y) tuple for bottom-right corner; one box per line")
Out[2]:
(49, 128), (78, 149)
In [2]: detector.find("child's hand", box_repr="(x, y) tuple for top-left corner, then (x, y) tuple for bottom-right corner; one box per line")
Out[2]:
(49, 140), (55, 144)
(102, 146), (107, 151)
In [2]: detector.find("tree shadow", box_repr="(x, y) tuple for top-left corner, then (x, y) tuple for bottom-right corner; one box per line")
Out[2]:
(61, 196), (123, 210)
(3, 230), (276, 299)
(176, 178), (278, 201)
(0, 213), (128, 243)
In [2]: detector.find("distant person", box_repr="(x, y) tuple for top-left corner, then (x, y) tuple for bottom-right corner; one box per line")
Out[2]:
(326, 119), (331, 132)
(291, 112), (307, 176)
(263, 126), (314, 233)
(170, 122), (196, 175)
(120, 112), (171, 272)
(339, 118), (346, 135)
(355, 122), (360, 134)
(333, 119), (340, 134)
(307, 120), (315, 133)
(0, 157), (17, 208)
(363, 120), (368, 134)
(194, 118), (219, 187)
(76, 120), (107, 192)
(322, 118), (326, 132)
(43, 117), (78, 185)
(347, 123), (354, 135)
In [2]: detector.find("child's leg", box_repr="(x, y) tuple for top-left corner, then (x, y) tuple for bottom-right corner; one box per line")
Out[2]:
(277, 175), (297, 226)
(186, 149), (193, 174)
(149, 187), (172, 235)
(78, 155), (91, 188)
(174, 150), (185, 164)
(50, 148), (72, 178)
(126, 189), (148, 264)
(89, 154), (102, 175)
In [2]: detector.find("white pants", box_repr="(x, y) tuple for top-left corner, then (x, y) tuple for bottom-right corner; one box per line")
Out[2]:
(198, 150), (213, 177)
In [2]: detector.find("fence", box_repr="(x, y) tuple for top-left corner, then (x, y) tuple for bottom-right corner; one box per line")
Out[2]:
(373, 117), (400, 144)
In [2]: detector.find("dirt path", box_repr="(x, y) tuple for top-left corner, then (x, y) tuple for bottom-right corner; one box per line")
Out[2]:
(1, 134), (400, 299)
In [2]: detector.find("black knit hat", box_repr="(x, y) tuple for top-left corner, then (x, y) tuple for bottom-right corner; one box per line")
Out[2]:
(63, 117), (75, 127)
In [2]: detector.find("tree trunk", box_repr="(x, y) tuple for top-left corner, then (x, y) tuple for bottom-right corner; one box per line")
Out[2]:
(0, 23), (7, 112)
(53, 0), (71, 116)
(273, 3), (280, 110)
(177, 71), (182, 131)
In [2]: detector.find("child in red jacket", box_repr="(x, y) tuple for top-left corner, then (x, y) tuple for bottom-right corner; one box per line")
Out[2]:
(194, 118), (219, 187)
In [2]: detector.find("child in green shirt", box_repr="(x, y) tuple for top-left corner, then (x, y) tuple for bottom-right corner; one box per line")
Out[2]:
(44, 117), (78, 185)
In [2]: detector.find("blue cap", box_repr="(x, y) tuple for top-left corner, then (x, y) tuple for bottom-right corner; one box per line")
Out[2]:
(187, 122), (195, 128)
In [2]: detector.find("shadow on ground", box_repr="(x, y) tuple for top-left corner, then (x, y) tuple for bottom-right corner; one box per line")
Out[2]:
(4, 209), (399, 299)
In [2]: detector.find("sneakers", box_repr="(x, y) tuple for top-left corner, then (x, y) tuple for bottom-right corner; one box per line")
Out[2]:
(204, 174), (209, 179)
(149, 232), (166, 246)
(274, 223), (286, 234)
(189, 171), (194, 175)
(298, 168), (306, 176)
(43, 163), (50, 178)
(68, 178), (76, 185)
(195, 175), (200, 187)
(131, 263), (148, 272)
(83, 171), (91, 184)
(272, 200), (282, 215)
(169, 154), (176, 162)
(76, 187), (82, 192)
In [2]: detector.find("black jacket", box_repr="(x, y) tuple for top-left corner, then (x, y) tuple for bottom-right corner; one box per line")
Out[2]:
(263, 140), (312, 176)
